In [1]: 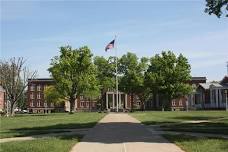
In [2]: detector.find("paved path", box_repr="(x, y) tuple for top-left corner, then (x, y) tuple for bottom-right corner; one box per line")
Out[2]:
(70, 113), (184, 152)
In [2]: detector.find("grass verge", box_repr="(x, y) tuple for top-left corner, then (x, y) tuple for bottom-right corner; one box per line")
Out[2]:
(131, 111), (228, 135)
(0, 135), (82, 152)
(163, 134), (228, 152)
(0, 112), (106, 138)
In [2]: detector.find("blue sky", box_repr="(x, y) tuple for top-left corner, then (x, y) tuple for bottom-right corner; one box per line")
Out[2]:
(1, 0), (228, 81)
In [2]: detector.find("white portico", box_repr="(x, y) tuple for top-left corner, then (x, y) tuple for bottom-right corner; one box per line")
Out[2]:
(106, 91), (129, 111)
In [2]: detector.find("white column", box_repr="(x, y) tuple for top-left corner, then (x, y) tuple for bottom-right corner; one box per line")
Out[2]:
(125, 94), (127, 109)
(215, 89), (218, 108)
(112, 92), (115, 109)
(119, 93), (121, 109)
(106, 93), (108, 110)
(210, 89), (213, 105)
(219, 89), (222, 108)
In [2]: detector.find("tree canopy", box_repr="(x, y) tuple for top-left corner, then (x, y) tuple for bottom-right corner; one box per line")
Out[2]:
(119, 52), (150, 110)
(48, 46), (98, 113)
(205, 0), (228, 17)
(145, 51), (192, 109)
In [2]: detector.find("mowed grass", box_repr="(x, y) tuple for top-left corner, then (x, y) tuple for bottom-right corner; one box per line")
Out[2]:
(164, 134), (228, 152)
(0, 135), (81, 152)
(0, 112), (106, 138)
(131, 111), (228, 135)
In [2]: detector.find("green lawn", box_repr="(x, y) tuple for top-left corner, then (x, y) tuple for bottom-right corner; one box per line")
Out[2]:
(0, 112), (106, 138)
(131, 111), (228, 135)
(0, 135), (81, 152)
(164, 134), (228, 152)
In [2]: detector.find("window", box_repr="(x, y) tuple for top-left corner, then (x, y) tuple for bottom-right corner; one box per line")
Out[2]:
(30, 100), (34, 107)
(51, 103), (54, 107)
(44, 102), (47, 107)
(80, 102), (83, 107)
(30, 93), (34, 99)
(37, 93), (41, 99)
(37, 85), (41, 91)
(30, 85), (35, 91)
(80, 96), (84, 100)
(37, 100), (41, 107)
(179, 100), (183, 106)
(172, 101), (176, 106)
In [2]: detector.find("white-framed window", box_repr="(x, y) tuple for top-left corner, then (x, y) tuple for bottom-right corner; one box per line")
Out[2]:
(37, 100), (41, 107)
(37, 93), (41, 99)
(30, 100), (34, 107)
(172, 101), (176, 106)
(44, 102), (47, 107)
(80, 102), (83, 107)
(179, 100), (183, 106)
(30, 85), (35, 91)
(30, 93), (34, 99)
(51, 103), (54, 107)
(80, 96), (84, 100)
(37, 85), (41, 91)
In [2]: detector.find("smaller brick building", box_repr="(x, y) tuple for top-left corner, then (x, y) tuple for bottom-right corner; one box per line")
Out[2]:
(27, 78), (65, 113)
(27, 78), (98, 113)
(0, 86), (6, 112)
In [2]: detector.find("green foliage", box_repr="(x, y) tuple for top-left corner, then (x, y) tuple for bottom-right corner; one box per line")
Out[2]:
(48, 46), (97, 112)
(44, 86), (64, 105)
(205, 0), (228, 17)
(118, 52), (150, 110)
(145, 51), (192, 105)
(94, 56), (115, 91)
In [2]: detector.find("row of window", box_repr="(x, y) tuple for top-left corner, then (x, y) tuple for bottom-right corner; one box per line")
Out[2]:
(171, 101), (183, 106)
(30, 85), (45, 91)
(30, 101), (54, 107)
(30, 92), (42, 99)
(80, 102), (96, 107)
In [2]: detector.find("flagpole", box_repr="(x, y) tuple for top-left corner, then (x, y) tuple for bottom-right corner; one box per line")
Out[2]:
(115, 35), (118, 112)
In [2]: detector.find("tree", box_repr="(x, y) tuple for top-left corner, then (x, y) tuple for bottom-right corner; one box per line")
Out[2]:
(119, 52), (149, 111)
(48, 46), (97, 113)
(0, 57), (36, 116)
(205, 0), (228, 17)
(83, 77), (100, 111)
(94, 56), (115, 110)
(145, 51), (192, 110)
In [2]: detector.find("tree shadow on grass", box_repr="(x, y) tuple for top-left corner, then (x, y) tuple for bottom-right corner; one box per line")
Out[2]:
(170, 116), (225, 121)
(1, 122), (96, 138)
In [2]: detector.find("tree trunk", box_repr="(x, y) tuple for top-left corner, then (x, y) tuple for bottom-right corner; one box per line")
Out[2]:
(10, 101), (16, 116)
(69, 97), (76, 113)
(130, 93), (134, 112)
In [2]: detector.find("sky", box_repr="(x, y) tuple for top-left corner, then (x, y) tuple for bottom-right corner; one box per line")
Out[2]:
(1, 0), (228, 81)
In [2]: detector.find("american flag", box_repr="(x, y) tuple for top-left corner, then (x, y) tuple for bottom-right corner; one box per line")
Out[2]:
(105, 39), (115, 51)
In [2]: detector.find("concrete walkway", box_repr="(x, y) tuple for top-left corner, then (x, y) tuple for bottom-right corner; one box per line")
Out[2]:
(70, 113), (184, 152)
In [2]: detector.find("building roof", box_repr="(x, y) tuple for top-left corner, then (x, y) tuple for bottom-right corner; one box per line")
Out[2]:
(191, 77), (207, 81)
(199, 82), (223, 89)
(28, 78), (54, 82)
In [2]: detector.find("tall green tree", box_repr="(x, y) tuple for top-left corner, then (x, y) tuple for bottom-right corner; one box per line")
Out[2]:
(48, 46), (97, 113)
(145, 51), (192, 110)
(205, 0), (228, 17)
(94, 56), (115, 110)
(119, 52), (149, 111)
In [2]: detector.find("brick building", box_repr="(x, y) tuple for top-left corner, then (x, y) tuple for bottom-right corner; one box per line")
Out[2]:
(27, 78), (98, 113)
(0, 86), (6, 112)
